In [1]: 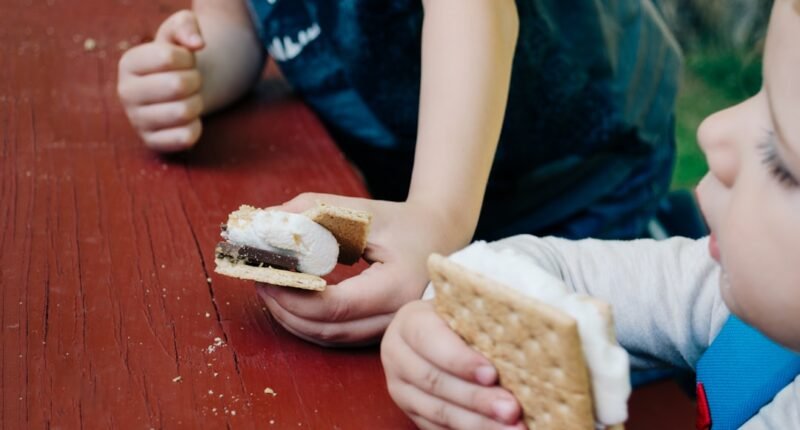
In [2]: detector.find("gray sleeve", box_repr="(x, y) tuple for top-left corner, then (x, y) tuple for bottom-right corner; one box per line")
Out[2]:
(484, 235), (729, 370)
(741, 376), (800, 429)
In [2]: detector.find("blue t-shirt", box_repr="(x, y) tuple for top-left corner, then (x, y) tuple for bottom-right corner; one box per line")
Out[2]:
(246, 0), (681, 240)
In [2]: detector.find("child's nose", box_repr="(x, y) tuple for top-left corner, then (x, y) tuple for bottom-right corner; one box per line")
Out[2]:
(697, 108), (740, 188)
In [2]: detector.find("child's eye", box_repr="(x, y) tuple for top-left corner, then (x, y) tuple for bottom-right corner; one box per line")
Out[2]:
(759, 133), (800, 188)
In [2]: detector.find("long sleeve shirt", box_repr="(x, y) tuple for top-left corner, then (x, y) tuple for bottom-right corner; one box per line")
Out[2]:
(460, 235), (800, 428)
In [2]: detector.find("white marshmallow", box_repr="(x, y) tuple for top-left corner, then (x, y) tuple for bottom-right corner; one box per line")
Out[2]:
(223, 209), (339, 276)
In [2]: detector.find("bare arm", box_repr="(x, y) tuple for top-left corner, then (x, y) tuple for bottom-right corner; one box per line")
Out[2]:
(193, 0), (265, 114)
(409, 0), (519, 243)
(254, 1), (520, 347)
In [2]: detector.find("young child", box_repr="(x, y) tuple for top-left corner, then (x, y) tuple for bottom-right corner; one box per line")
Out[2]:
(380, 1), (800, 428)
(117, 1), (680, 345)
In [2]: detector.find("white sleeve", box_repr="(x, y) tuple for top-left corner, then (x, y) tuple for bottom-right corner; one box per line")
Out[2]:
(483, 235), (730, 370)
(741, 376), (800, 429)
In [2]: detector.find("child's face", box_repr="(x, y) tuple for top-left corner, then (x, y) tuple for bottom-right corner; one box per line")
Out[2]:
(696, 0), (800, 350)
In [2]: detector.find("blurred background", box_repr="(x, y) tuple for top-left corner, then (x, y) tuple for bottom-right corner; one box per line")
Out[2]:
(656, 0), (771, 189)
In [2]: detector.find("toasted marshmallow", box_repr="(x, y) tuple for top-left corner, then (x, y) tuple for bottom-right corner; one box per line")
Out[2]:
(223, 206), (338, 276)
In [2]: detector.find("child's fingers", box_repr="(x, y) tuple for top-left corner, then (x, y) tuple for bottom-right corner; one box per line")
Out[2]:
(272, 193), (320, 213)
(118, 70), (202, 106)
(274, 192), (369, 214)
(256, 286), (394, 346)
(139, 119), (202, 152)
(387, 331), (521, 424)
(119, 43), (195, 76)
(409, 413), (524, 430)
(392, 381), (523, 430)
(258, 262), (408, 322)
(155, 9), (205, 50)
(399, 301), (499, 386)
(128, 94), (204, 132)
(406, 414), (448, 430)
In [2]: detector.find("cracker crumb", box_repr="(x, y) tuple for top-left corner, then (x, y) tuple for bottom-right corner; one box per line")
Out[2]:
(172, 376), (182, 383)
(208, 390), (214, 395)
(231, 411), (236, 416)
(206, 337), (226, 353)
(264, 387), (277, 396)
(205, 312), (211, 318)
(83, 38), (96, 51)
(206, 277), (212, 283)
(269, 420), (275, 425)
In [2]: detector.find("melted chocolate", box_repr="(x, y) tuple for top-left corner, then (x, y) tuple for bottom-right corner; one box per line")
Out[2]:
(215, 241), (298, 271)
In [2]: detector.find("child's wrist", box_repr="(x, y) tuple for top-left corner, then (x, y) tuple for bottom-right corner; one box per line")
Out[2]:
(405, 193), (479, 249)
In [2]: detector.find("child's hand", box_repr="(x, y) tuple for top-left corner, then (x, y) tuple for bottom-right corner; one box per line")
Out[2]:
(254, 192), (471, 346)
(117, 10), (205, 152)
(381, 300), (525, 430)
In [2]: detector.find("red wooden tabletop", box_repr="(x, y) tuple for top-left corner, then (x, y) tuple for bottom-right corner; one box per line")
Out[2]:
(1, 0), (696, 429)
(1, 0), (415, 428)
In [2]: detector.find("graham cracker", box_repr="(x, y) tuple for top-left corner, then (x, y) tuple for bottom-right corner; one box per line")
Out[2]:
(214, 258), (326, 291)
(304, 202), (371, 265)
(429, 253), (599, 430)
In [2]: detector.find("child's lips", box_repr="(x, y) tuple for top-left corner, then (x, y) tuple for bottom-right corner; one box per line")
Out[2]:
(709, 232), (721, 262)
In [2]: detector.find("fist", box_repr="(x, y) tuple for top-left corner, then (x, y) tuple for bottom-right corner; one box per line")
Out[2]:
(117, 10), (205, 152)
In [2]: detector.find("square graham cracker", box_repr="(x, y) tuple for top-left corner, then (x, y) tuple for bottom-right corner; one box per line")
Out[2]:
(429, 253), (607, 430)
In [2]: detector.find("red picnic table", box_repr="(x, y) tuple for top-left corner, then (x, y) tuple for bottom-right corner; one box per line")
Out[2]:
(1, 0), (696, 428)
(1, 0), (413, 428)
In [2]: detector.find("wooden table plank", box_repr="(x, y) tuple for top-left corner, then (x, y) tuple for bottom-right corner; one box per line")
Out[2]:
(1, 0), (414, 428)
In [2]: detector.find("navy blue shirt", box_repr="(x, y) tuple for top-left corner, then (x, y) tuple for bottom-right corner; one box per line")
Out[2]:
(246, 0), (681, 240)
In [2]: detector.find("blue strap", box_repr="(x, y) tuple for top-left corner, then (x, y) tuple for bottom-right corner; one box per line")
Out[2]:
(696, 315), (800, 429)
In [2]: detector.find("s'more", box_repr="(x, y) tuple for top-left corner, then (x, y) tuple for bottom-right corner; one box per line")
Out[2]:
(428, 242), (630, 430)
(214, 202), (371, 291)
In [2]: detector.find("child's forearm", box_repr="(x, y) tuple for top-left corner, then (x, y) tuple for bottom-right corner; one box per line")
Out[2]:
(193, 0), (265, 114)
(407, 0), (518, 243)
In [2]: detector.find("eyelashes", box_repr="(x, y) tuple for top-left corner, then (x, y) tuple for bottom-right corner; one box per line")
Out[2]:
(758, 133), (800, 188)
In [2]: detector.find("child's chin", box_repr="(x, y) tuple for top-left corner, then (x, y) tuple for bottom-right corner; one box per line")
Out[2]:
(760, 321), (800, 353)
(718, 270), (739, 313)
(784, 338), (800, 354)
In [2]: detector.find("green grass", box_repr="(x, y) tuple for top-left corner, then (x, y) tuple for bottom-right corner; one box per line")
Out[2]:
(671, 48), (763, 189)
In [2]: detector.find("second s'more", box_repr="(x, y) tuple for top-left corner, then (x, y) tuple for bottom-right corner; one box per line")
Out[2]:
(428, 242), (630, 430)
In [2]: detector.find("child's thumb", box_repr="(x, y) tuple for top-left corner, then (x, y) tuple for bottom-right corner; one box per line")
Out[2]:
(155, 10), (205, 50)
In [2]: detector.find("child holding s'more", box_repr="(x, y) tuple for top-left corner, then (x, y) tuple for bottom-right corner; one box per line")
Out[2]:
(380, 1), (800, 428)
(117, 1), (679, 346)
